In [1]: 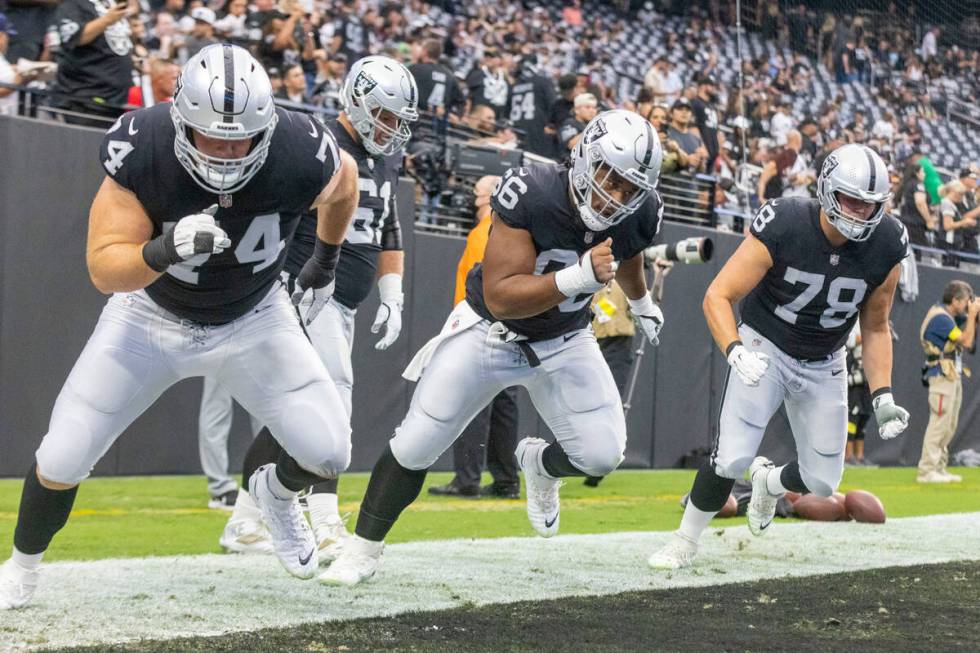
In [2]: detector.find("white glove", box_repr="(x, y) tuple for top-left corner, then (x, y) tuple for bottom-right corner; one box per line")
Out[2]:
(726, 343), (770, 386)
(372, 273), (404, 351)
(627, 293), (664, 345)
(872, 391), (910, 440)
(172, 210), (230, 259)
(142, 205), (230, 272)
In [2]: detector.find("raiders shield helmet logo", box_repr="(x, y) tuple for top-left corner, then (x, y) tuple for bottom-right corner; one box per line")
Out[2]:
(822, 154), (839, 177)
(585, 118), (608, 144)
(353, 71), (378, 97)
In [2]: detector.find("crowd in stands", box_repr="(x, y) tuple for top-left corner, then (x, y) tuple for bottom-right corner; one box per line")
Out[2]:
(0, 0), (977, 263)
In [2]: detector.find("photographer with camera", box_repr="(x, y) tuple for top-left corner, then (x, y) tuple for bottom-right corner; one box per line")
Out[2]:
(916, 281), (979, 483)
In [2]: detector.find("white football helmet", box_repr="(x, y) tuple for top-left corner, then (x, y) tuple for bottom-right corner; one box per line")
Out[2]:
(171, 44), (278, 194)
(817, 143), (892, 242)
(569, 109), (663, 231)
(341, 56), (419, 157)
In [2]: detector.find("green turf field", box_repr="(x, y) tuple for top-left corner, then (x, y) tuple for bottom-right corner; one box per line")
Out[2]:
(1, 467), (977, 562)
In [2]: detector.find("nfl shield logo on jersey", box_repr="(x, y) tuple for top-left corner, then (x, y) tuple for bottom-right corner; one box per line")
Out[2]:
(830, 253), (840, 266)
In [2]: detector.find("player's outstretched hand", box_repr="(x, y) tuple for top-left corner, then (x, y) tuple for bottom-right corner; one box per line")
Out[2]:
(291, 239), (341, 325)
(872, 392), (909, 440)
(726, 344), (770, 386)
(142, 205), (230, 272)
(590, 238), (616, 283)
(628, 293), (665, 346)
(371, 273), (404, 351)
(554, 238), (612, 298)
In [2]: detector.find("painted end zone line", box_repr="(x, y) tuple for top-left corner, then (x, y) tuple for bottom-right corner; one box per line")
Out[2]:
(4, 512), (980, 651)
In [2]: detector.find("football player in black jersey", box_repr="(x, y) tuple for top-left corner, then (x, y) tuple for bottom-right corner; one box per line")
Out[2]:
(320, 110), (666, 586)
(219, 55), (418, 561)
(0, 44), (361, 610)
(650, 144), (911, 571)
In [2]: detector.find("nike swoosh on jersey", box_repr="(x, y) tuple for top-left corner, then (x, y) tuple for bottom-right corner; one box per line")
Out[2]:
(832, 369), (844, 376)
(299, 548), (314, 566)
(128, 119), (138, 136)
(544, 513), (559, 528)
(563, 333), (578, 343)
(308, 118), (319, 137)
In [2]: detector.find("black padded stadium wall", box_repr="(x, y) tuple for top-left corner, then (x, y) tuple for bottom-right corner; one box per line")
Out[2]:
(0, 115), (977, 478)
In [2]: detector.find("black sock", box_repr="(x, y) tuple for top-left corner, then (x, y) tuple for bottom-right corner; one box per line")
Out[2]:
(310, 478), (339, 494)
(541, 441), (583, 477)
(242, 427), (283, 489)
(275, 449), (327, 492)
(689, 462), (736, 512)
(779, 461), (809, 493)
(13, 463), (79, 555)
(355, 445), (427, 542)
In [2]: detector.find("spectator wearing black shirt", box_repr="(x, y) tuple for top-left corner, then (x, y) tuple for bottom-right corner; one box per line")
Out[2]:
(331, 0), (366, 63)
(548, 73), (579, 135)
(506, 54), (557, 159)
(898, 159), (938, 251)
(4, 0), (57, 61)
(465, 47), (508, 119)
(51, 0), (134, 125)
(275, 62), (309, 104)
(409, 38), (464, 120)
(691, 74), (720, 172)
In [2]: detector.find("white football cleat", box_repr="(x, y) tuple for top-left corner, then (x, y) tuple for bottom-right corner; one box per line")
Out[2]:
(313, 515), (350, 565)
(0, 558), (40, 610)
(517, 437), (562, 538)
(648, 532), (699, 570)
(248, 464), (318, 579)
(219, 489), (274, 554)
(747, 456), (781, 536)
(318, 535), (383, 586)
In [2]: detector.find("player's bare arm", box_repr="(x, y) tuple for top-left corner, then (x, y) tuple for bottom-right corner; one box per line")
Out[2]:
(616, 251), (666, 344)
(313, 149), (359, 244)
(87, 177), (160, 293)
(377, 250), (404, 277)
(614, 252), (648, 299)
(482, 212), (614, 319)
(858, 264), (900, 394)
(703, 234), (773, 353)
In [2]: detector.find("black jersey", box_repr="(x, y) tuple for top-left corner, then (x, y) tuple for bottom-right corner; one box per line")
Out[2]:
(51, 0), (134, 106)
(466, 164), (663, 341)
(284, 118), (402, 310)
(741, 198), (907, 360)
(99, 103), (340, 324)
(409, 62), (465, 116)
(507, 75), (558, 159)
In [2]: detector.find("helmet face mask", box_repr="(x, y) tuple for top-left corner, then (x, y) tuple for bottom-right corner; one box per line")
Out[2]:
(817, 144), (892, 242)
(342, 57), (419, 157)
(171, 44), (277, 194)
(569, 110), (662, 231)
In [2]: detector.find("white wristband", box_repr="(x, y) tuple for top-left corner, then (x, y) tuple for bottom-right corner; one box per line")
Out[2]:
(626, 292), (656, 316)
(377, 273), (403, 304)
(554, 253), (604, 298)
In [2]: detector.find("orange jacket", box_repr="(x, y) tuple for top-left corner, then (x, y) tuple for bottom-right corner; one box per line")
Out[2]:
(454, 215), (491, 306)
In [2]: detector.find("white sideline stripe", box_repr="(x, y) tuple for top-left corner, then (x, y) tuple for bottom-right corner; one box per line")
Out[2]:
(4, 512), (980, 651)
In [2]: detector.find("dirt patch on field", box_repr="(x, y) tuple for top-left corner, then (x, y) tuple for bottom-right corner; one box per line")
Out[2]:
(49, 560), (980, 653)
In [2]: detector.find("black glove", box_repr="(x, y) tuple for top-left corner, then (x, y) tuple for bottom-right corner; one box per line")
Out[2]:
(291, 237), (342, 325)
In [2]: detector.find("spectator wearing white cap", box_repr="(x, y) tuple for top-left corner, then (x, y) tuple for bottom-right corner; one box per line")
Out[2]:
(557, 92), (597, 153)
(181, 7), (218, 62)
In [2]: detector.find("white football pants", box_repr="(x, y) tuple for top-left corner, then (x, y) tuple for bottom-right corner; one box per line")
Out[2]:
(35, 286), (351, 485)
(390, 309), (627, 478)
(712, 323), (848, 496)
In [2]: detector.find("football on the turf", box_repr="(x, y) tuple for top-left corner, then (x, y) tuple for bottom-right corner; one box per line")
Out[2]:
(793, 494), (847, 521)
(845, 490), (886, 523)
(832, 492), (851, 521)
(717, 493), (738, 518)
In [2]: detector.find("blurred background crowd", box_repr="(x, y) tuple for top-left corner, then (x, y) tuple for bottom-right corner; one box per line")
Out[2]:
(0, 0), (977, 266)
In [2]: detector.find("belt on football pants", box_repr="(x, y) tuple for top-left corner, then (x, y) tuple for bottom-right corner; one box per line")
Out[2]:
(487, 322), (541, 368)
